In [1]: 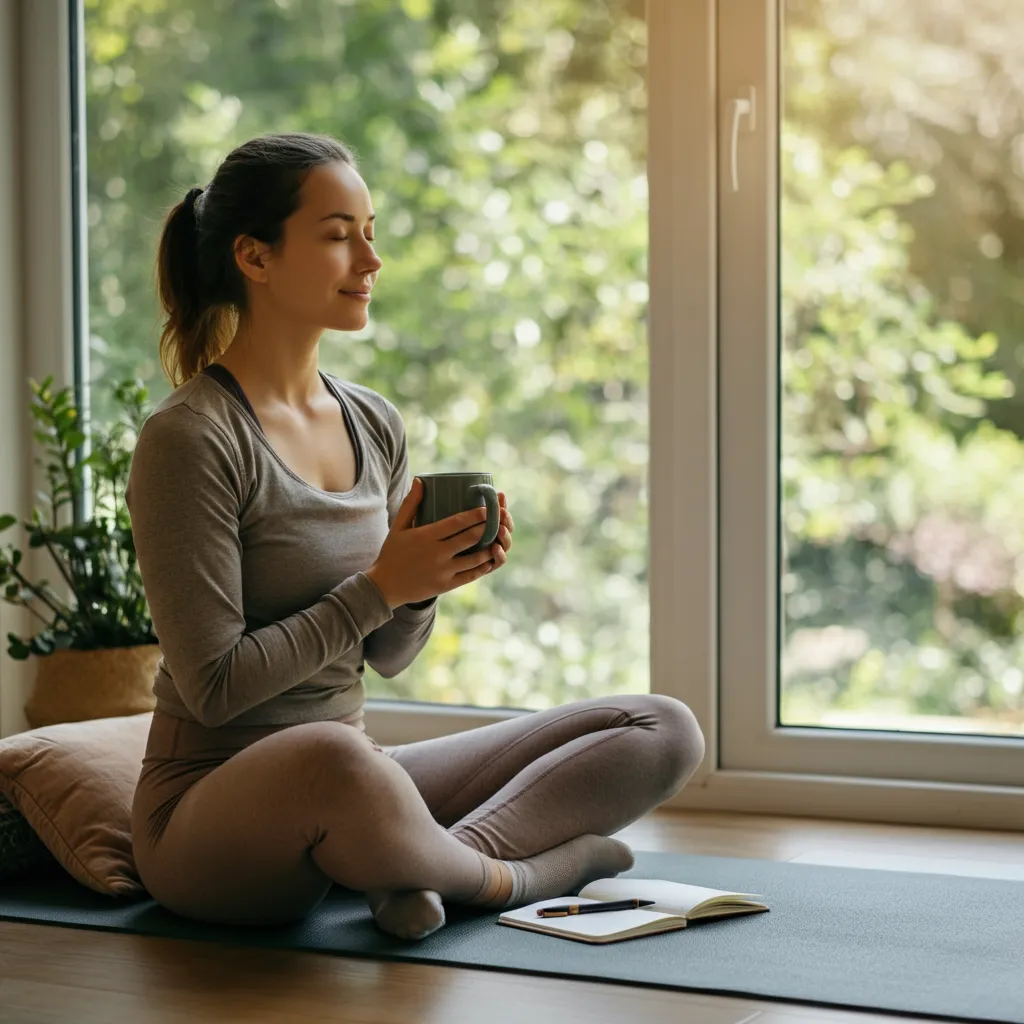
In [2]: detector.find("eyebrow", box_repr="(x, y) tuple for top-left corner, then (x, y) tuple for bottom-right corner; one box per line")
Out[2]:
(319, 212), (375, 222)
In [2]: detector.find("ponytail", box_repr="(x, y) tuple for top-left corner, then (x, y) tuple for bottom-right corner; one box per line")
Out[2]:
(156, 186), (231, 388)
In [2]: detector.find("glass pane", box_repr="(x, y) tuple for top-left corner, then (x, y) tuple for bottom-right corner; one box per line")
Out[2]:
(82, 0), (649, 711)
(780, 0), (1024, 737)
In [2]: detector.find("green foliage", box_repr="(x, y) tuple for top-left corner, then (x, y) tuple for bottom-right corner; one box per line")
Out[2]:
(778, 8), (1024, 730)
(780, 129), (1024, 726)
(83, 0), (648, 710)
(0, 377), (157, 659)
(78, 0), (1024, 728)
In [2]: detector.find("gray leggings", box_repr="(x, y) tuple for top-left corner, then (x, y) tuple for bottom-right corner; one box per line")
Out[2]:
(131, 693), (705, 926)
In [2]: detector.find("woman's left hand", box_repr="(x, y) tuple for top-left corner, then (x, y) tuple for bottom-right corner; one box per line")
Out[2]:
(489, 492), (513, 571)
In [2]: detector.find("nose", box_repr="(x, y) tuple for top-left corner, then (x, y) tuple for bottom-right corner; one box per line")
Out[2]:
(356, 238), (383, 274)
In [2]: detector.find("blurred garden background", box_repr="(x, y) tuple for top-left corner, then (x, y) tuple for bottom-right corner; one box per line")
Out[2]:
(81, 0), (1024, 736)
(780, 0), (1024, 736)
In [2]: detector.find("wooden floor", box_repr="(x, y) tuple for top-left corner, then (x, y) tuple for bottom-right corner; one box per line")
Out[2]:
(1, 809), (1022, 1024)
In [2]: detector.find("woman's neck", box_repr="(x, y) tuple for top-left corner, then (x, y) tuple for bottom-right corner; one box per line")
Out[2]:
(217, 324), (324, 408)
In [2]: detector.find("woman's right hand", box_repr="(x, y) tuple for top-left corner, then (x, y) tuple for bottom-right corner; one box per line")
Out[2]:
(364, 477), (496, 609)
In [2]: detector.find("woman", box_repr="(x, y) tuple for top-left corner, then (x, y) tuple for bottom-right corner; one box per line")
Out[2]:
(127, 131), (706, 941)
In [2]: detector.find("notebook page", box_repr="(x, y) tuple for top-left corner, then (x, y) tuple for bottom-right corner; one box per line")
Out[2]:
(499, 897), (683, 939)
(577, 877), (764, 917)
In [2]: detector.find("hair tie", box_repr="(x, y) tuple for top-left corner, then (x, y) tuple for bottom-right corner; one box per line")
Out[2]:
(184, 186), (207, 223)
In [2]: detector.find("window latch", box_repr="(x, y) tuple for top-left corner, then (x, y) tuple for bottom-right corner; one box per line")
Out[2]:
(728, 87), (757, 192)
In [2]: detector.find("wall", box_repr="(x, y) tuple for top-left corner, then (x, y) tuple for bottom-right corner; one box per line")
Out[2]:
(0, 0), (29, 738)
(0, 1), (75, 738)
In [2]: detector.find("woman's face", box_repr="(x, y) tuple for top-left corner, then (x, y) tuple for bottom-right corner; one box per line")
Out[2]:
(244, 160), (382, 332)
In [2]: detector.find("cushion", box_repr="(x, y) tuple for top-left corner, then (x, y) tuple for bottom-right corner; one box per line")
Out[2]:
(0, 792), (55, 880)
(0, 712), (153, 897)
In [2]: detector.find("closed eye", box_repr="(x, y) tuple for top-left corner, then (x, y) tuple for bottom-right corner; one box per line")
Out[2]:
(331, 236), (375, 243)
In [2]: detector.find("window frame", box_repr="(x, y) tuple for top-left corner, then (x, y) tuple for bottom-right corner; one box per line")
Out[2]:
(1, 0), (79, 739)
(714, 0), (1024, 825)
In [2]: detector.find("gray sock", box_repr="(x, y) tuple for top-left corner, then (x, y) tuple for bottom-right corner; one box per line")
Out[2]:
(366, 888), (445, 940)
(500, 835), (635, 909)
(368, 835), (636, 929)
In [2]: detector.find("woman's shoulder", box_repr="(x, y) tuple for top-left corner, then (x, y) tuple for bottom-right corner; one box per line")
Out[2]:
(136, 374), (253, 464)
(127, 377), (253, 511)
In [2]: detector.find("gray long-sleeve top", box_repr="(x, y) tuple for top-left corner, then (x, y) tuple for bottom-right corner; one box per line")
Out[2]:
(124, 367), (437, 729)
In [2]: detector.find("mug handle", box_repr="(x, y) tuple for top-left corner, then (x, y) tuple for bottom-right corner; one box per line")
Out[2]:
(468, 484), (501, 549)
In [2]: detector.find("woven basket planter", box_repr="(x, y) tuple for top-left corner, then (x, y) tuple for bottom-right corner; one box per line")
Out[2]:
(23, 644), (160, 728)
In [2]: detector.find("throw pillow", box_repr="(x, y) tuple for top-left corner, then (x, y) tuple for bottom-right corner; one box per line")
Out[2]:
(0, 712), (153, 897)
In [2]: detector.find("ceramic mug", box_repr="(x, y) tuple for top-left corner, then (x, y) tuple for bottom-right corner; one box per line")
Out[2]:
(413, 472), (501, 555)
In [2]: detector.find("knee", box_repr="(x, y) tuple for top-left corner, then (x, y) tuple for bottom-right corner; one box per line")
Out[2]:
(641, 694), (706, 798)
(284, 721), (381, 794)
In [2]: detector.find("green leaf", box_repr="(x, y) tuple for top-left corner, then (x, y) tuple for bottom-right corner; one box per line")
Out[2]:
(6, 632), (32, 660)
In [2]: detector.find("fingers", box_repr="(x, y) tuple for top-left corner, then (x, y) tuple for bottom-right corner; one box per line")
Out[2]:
(452, 542), (497, 580)
(447, 525), (508, 585)
(499, 493), (515, 529)
(489, 540), (507, 570)
(394, 477), (424, 530)
(420, 496), (511, 571)
(427, 505), (489, 540)
(444, 521), (489, 556)
(420, 504), (511, 541)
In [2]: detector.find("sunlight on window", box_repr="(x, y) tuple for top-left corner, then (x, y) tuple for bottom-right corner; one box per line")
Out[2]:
(779, 0), (1024, 739)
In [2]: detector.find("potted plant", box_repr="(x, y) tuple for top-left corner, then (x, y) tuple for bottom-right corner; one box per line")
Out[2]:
(0, 375), (159, 728)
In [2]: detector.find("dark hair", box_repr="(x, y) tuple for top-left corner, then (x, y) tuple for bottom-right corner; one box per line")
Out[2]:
(156, 132), (357, 387)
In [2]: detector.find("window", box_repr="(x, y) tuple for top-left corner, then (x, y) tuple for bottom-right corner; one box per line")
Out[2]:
(27, 0), (1011, 819)
(719, 0), (1024, 791)
(80, 0), (651, 714)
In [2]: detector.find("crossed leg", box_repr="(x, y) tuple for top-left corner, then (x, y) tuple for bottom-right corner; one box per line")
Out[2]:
(130, 695), (703, 935)
(367, 693), (706, 937)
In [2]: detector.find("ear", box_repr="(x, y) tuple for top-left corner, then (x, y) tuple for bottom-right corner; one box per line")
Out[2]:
(233, 235), (272, 284)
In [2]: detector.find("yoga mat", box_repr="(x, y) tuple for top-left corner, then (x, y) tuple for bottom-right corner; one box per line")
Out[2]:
(0, 851), (1020, 1024)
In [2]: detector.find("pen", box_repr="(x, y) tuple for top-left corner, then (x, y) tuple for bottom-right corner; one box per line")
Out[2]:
(537, 898), (656, 917)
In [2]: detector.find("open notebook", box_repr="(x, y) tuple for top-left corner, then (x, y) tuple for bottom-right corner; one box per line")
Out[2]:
(497, 877), (769, 944)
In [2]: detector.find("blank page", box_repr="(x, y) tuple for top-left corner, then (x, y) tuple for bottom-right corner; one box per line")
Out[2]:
(498, 897), (684, 939)
(578, 877), (764, 916)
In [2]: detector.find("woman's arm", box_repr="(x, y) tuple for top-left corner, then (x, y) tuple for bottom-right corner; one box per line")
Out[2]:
(126, 402), (394, 727)
(361, 397), (438, 679)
